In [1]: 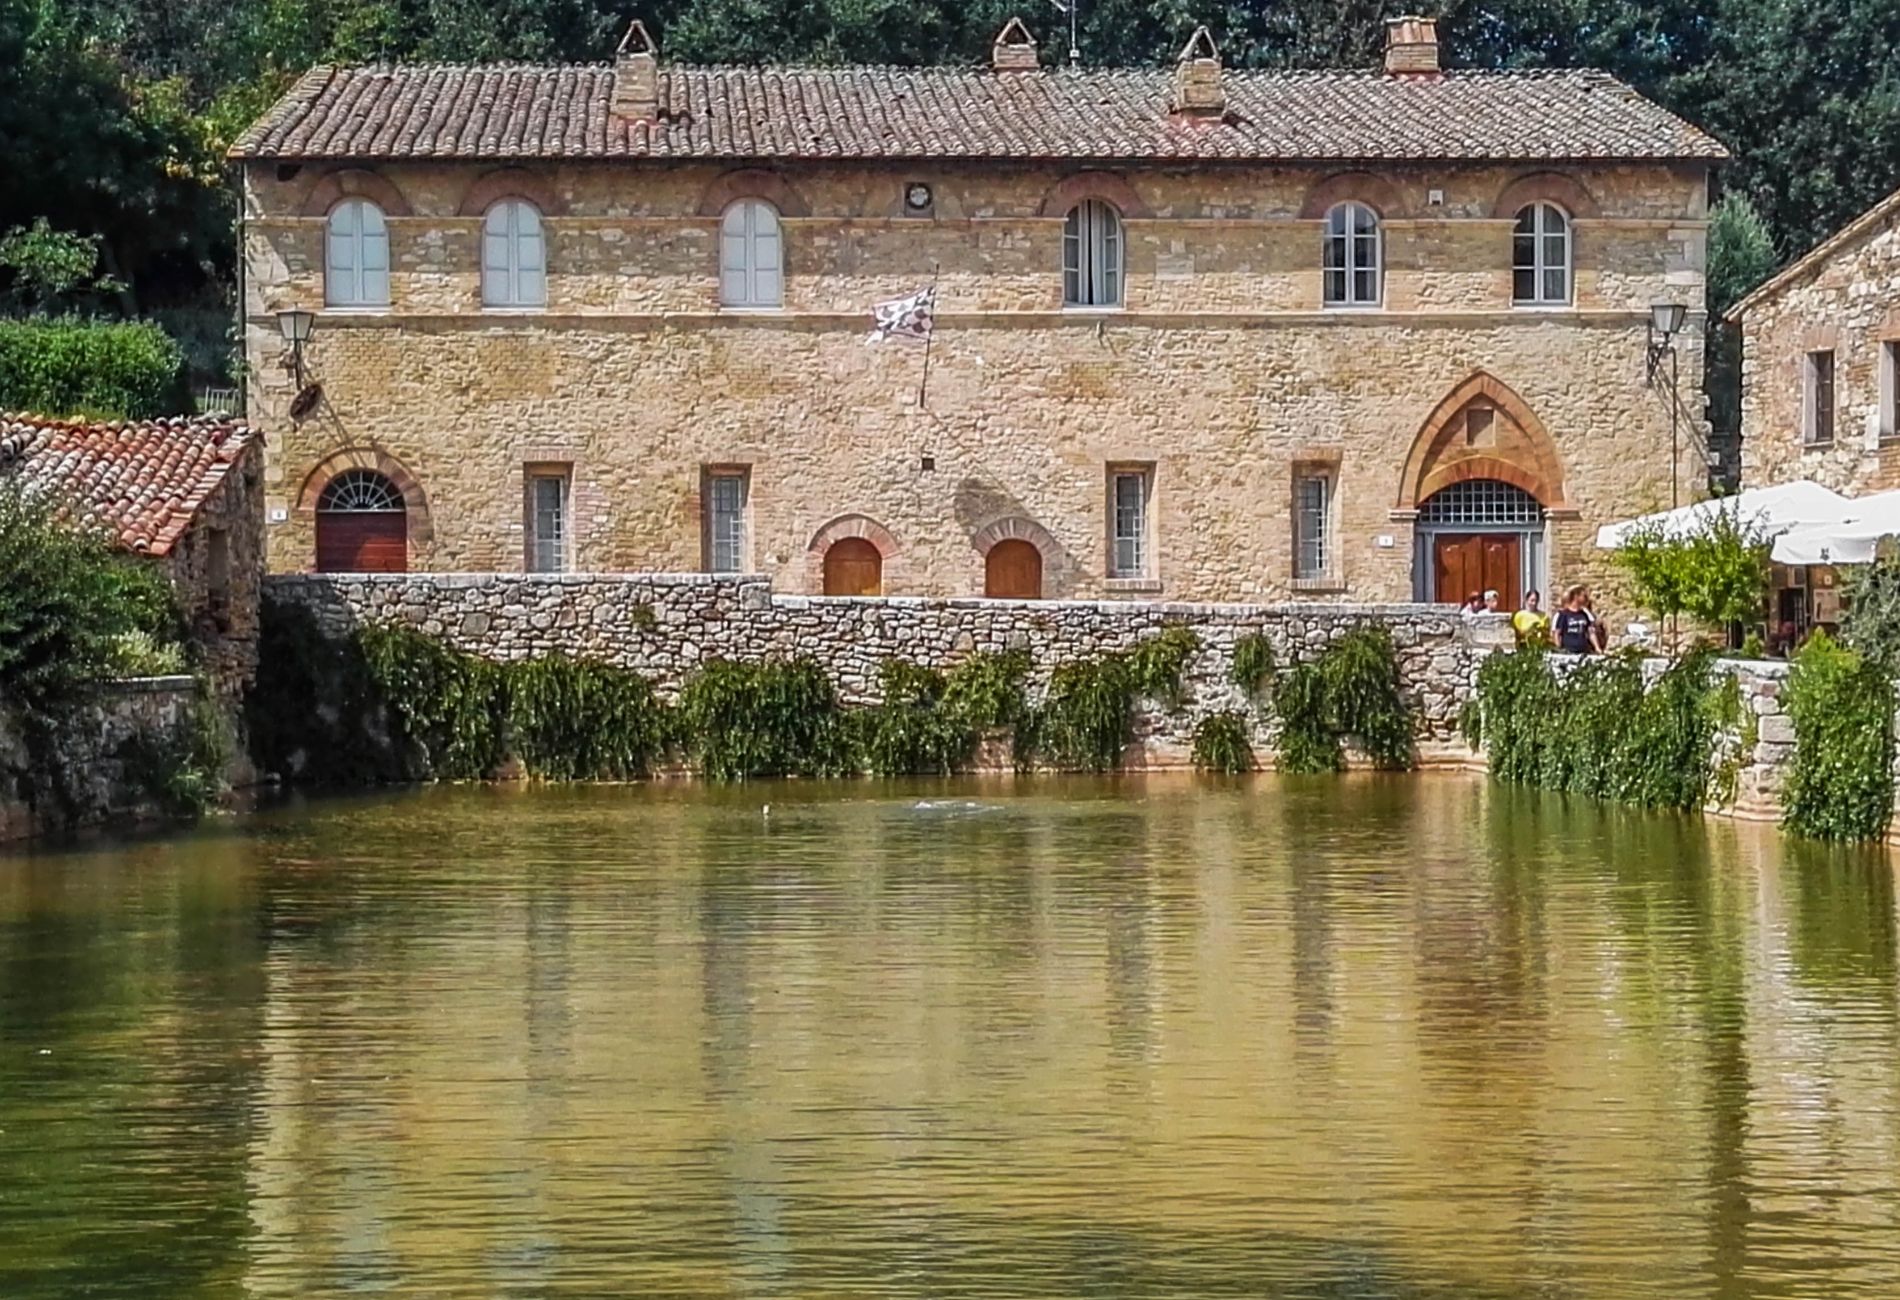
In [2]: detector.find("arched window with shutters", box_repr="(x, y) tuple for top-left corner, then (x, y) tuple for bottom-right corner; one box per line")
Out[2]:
(1512, 202), (1570, 305)
(325, 199), (390, 308)
(1063, 200), (1123, 308)
(315, 469), (408, 573)
(720, 199), (783, 308)
(1323, 201), (1381, 307)
(482, 199), (546, 308)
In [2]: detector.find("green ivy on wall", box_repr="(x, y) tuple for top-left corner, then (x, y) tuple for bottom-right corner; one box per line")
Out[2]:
(1191, 711), (1254, 774)
(1271, 627), (1413, 773)
(1027, 626), (1200, 772)
(1782, 633), (1896, 842)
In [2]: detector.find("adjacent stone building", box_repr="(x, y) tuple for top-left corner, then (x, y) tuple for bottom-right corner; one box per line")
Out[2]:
(1732, 182), (1900, 497)
(0, 412), (265, 693)
(234, 15), (1722, 607)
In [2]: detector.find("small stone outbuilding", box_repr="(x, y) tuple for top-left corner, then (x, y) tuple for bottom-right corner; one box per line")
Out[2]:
(0, 412), (266, 694)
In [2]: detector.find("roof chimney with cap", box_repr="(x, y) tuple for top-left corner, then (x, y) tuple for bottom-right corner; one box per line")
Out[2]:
(1172, 26), (1224, 116)
(1383, 15), (1441, 78)
(991, 17), (1039, 71)
(613, 18), (660, 120)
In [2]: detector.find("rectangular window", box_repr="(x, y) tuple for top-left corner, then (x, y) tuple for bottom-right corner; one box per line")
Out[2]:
(1883, 340), (1900, 442)
(1806, 349), (1836, 446)
(527, 472), (569, 573)
(1109, 468), (1150, 577)
(706, 470), (749, 574)
(1294, 471), (1332, 581)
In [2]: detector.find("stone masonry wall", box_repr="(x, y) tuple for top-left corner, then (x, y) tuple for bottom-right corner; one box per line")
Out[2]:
(268, 573), (1511, 767)
(0, 677), (205, 843)
(245, 158), (1711, 615)
(1740, 200), (1900, 495)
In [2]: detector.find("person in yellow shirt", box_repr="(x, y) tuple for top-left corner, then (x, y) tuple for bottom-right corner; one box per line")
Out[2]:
(1511, 589), (1550, 646)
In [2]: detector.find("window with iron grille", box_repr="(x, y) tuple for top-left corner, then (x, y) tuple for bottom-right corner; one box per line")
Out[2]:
(1063, 200), (1123, 308)
(706, 471), (748, 573)
(1295, 472), (1332, 579)
(1417, 479), (1544, 526)
(1110, 468), (1150, 577)
(1323, 202), (1381, 307)
(317, 469), (404, 513)
(1806, 350), (1835, 446)
(528, 472), (568, 573)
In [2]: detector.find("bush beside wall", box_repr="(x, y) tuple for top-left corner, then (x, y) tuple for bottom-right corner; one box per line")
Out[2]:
(0, 318), (187, 419)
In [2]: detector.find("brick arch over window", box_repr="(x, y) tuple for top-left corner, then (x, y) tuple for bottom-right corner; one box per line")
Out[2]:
(695, 169), (812, 219)
(456, 168), (565, 217)
(295, 447), (434, 547)
(970, 515), (1059, 557)
(1396, 372), (1567, 511)
(804, 513), (899, 590)
(1038, 172), (1153, 220)
(1491, 172), (1600, 220)
(299, 169), (413, 218)
(1298, 171), (1405, 220)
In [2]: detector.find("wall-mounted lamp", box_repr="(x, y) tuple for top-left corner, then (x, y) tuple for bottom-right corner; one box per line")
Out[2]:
(1646, 301), (1688, 509)
(277, 308), (317, 381)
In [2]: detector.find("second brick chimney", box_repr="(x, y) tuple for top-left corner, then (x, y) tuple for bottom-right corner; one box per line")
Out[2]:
(1172, 27), (1224, 116)
(992, 17), (1039, 71)
(613, 18), (660, 120)
(1383, 15), (1441, 78)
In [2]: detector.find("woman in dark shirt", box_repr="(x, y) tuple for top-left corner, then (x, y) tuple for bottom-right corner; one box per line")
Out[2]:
(1552, 584), (1602, 654)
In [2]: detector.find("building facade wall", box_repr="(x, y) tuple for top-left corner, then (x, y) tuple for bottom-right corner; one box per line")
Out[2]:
(244, 158), (1711, 606)
(164, 442), (266, 695)
(1739, 207), (1900, 494)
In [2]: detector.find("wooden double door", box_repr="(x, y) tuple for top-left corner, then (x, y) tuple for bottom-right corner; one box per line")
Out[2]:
(1432, 533), (1522, 609)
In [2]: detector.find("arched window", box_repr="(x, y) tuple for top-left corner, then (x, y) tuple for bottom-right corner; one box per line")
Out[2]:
(325, 199), (389, 308)
(1323, 201), (1381, 307)
(1513, 203), (1570, 305)
(720, 200), (782, 308)
(315, 469), (407, 573)
(482, 199), (546, 308)
(1063, 200), (1122, 308)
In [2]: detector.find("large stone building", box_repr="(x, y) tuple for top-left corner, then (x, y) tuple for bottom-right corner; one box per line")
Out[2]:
(234, 16), (1722, 606)
(1732, 182), (1900, 498)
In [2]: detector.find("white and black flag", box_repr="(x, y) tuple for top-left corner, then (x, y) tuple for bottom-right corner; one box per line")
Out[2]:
(866, 285), (936, 344)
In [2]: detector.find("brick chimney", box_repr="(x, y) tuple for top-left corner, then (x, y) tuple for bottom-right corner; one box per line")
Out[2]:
(613, 18), (660, 120)
(1383, 15), (1441, 78)
(1172, 27), (1224, 116)
(991, 17), (1038, 71)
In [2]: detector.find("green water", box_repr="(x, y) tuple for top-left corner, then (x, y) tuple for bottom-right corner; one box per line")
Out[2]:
(1, 774), (1898, 1298)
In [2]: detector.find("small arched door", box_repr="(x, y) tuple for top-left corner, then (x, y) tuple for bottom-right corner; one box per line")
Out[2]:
(315, 469), (408, 573)
(823, 537), (883, 596)
(985, 539), (1043, 599)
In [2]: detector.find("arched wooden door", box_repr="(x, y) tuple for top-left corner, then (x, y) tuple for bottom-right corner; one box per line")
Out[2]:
(315, 470), (408, 573)
(985, 539), (1043, 599)
(823, 537), (882, 596)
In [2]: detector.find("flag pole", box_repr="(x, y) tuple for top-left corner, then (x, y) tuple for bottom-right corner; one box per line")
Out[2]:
(916, 262), (941, 408)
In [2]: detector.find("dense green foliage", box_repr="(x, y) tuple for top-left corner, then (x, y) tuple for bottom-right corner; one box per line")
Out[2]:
(1191, 710), (1255, 774)
(1841, 546), (1900, 675)
(0, 317), (186, 418)
(1612, 508), (1771, 634)
(1782, 633), (1896, 842)
(358, 623), (509, 780)
(1229, 632), (1278, 698)
(1030, 627), (1199, 772)
(1272, 627), (1413, 773)
(676, 657), (859, 780)
(507, 653), (669, 780)
(1469, 644), (1740, 811)
(5, 0), (1896, 406)
(0, 478), (181, 718)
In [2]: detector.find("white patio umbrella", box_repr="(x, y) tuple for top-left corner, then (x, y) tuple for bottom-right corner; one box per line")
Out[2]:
(1594, 480), (1851, 549)
(1770, 490), (1900, 565)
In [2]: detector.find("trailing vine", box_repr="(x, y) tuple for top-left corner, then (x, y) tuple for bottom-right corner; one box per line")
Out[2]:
(1272, 627), (1413, 773)
(676, 657), (858, 781)
(507, 654), (670, 780)
(1229, 633), (1277, 699)
(1191, 711), (1254, 774)
(359, 624), (509, 781)
(1782, 633), (1896, 842)
(1470, 644), (1739, 812)
(118, 681), (231, 818)
(1029, 627), (1201, 772)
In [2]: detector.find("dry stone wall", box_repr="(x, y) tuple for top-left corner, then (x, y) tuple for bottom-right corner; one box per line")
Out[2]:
(268, 573), (1512, 766)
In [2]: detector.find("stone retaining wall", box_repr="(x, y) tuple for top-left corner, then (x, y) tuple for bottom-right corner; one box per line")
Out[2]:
(0, 677), (204, 843)
(267, 573), (1512, 767)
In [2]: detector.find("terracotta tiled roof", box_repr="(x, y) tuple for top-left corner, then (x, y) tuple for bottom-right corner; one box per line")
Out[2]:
(0, 413), (258, 557)
(232, 63), (1726, 164)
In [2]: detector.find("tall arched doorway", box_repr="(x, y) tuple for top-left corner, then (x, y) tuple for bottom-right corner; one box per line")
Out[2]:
(985, 539), (1043, 599)
(315, 469), (408, 573)
(823, 537), (883, 595)
(1416, 479), (1545, 608)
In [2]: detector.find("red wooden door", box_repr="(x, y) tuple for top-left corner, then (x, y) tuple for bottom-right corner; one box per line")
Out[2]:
(985, 540), (1042, 599)
(823, 538), (883, 595)
(1432, 534), (1520, 609)
(316, 512), (408, 573)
